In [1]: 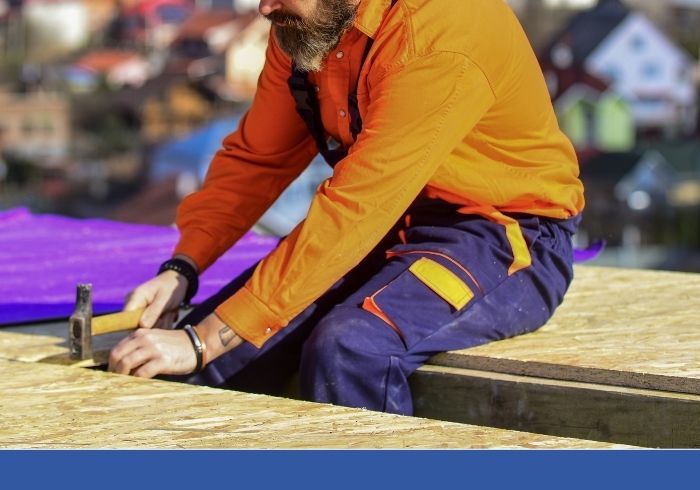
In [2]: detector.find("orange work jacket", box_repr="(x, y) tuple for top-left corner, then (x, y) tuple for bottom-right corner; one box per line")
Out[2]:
(174, 0), (585, 347)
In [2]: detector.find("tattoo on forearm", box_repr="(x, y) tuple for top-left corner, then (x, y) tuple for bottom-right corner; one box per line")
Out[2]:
(218, 326), (237, 347)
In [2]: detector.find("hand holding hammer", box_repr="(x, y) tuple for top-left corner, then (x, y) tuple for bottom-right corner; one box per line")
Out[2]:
(69, 284), (147, 361)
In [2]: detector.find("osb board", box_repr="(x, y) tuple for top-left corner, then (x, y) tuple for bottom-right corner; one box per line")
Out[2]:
(0, 359), (621, 449)
(431, 266), (700, 395)
(0, 322), (125, 365)
(412, 365), (700, 448)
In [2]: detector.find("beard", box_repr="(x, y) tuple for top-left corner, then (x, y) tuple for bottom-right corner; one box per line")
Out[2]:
(266, 0), (358, 72)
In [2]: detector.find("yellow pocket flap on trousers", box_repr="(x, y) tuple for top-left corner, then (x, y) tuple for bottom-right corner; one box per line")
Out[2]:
(408, 257), (474, 310)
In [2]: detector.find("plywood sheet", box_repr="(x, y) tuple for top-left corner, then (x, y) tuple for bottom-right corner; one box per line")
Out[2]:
(431, 266), (700, 394)
(0, 322), (126, 365)
(0, 359), (620, 449)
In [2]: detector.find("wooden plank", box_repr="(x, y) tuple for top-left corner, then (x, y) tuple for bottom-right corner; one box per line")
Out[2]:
(0, 359), (622, 449)
(0, 322), (126, 365)
(411, 365), (700, 448)
(429, 266), (700, 395)
(3, 264), (696, 448)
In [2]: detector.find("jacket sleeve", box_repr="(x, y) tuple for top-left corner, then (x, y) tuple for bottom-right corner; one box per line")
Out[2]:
(173, 33), (318, 272)
(215, 51), (496, 348)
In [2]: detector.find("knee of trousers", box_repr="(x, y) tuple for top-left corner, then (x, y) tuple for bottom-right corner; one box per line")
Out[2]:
(301, 308), (396, 379)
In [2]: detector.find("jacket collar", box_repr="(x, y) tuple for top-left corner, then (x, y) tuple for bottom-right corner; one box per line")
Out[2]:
(353, 0), (394, 39)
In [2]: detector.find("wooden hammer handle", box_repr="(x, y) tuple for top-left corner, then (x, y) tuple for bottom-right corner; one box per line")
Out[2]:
(92, 308), (146, 336)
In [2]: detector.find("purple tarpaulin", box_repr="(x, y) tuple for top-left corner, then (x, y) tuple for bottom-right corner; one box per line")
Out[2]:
(0, 208), (278, 325)
(574, 240), (606, 263)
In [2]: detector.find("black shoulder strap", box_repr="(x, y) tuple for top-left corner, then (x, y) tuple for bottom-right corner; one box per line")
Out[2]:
(288, 66), (334, 160)
(347, 37), (374, 141)
(288, 0), (397, 167)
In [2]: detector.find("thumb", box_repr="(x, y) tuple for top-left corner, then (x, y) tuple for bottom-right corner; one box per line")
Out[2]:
(124, 291), (149, 312)
(139, 289), (173, 329)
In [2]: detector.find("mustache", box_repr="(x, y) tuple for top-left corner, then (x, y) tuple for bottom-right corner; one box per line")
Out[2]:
(264, 11), (307, 28)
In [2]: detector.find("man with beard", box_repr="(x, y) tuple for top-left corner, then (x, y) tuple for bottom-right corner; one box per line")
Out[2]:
(109, 0), (584, 415)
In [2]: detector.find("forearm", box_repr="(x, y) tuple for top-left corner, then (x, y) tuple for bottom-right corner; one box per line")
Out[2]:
(173, 34), (317, 272)
(195, 313), (244, 365)
(169, 255), (244, 361)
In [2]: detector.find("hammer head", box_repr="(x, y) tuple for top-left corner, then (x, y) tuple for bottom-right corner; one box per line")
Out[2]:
(69, 284), (93, 360)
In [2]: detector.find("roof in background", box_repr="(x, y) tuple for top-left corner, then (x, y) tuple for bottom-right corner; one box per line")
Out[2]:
(175, 10), (238, 40)
(541, 0), (630, 65)
(109, 175), (180, 226)
(112, 72), (191, 113)
(547, 65), (610, 101)
(73, 50), (142, 73)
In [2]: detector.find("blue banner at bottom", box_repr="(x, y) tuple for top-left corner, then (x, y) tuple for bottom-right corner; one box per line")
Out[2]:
(0, 450), (696, 489)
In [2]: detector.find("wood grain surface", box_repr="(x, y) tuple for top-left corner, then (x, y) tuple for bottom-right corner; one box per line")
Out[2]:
(0, 359), (622, 449)
(2, 265), (698, 396)
(412, 365), (700, 448)
(0, 323), (126, 365)
(431, 266), (700, 394)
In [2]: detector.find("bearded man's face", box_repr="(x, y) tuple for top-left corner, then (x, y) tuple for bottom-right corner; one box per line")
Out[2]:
(263, 0), (358, 72)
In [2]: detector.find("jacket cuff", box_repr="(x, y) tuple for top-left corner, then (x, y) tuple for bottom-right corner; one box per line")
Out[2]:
(215, 286), (285, 348)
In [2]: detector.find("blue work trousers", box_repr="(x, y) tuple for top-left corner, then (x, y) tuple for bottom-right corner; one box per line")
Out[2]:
(178, 198), (578, 416)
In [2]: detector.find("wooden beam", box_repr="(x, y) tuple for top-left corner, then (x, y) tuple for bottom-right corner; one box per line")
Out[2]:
(412, 365), (700, 448)
(0, 359), (621, 449)
(429, 266), (700, 395)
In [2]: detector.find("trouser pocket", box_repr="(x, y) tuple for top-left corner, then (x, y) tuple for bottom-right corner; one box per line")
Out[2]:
(362, 253), (480, 349)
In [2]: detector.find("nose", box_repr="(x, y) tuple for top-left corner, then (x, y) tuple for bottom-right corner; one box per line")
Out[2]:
(259, 0), (283, 16)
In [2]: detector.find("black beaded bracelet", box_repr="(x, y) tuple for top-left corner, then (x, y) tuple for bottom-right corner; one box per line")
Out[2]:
(183, 324), (206, 373)
(158, 258), (199, 305)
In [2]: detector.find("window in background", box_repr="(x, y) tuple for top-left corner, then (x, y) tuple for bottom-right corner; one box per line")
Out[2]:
(629, 34), (646, 53)
(641, 62), (662, 80)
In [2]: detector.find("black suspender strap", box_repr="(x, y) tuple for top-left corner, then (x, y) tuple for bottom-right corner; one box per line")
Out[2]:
(287, 38), (373, 167)
(287, 66), (335, 161)
(287, 0), (397, 167)
(348, 37), (374, 141)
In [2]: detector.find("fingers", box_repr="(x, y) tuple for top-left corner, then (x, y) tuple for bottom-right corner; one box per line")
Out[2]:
(124, 286), (155, 332)
(108, 331), (143, 373)
(153, 311), (178, 331)
(108, 329), (197, 378)
(113, 345), (152, 375)
(124, 272), (187, 329)
(124, 285), (153, 312)
(109, 330), (161, 377)
(140, 289), (171, 329)
(132, 359), (167, 378)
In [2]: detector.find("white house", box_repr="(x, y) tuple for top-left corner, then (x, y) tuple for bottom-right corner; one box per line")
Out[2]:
(542, 0), (697, 135)
(585, 9), (696, 132)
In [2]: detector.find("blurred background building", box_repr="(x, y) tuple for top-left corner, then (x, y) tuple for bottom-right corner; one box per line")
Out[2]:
(1, 0), (700, 270)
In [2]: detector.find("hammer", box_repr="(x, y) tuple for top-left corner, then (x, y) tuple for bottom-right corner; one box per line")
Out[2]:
(69, 284), (145, 361)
